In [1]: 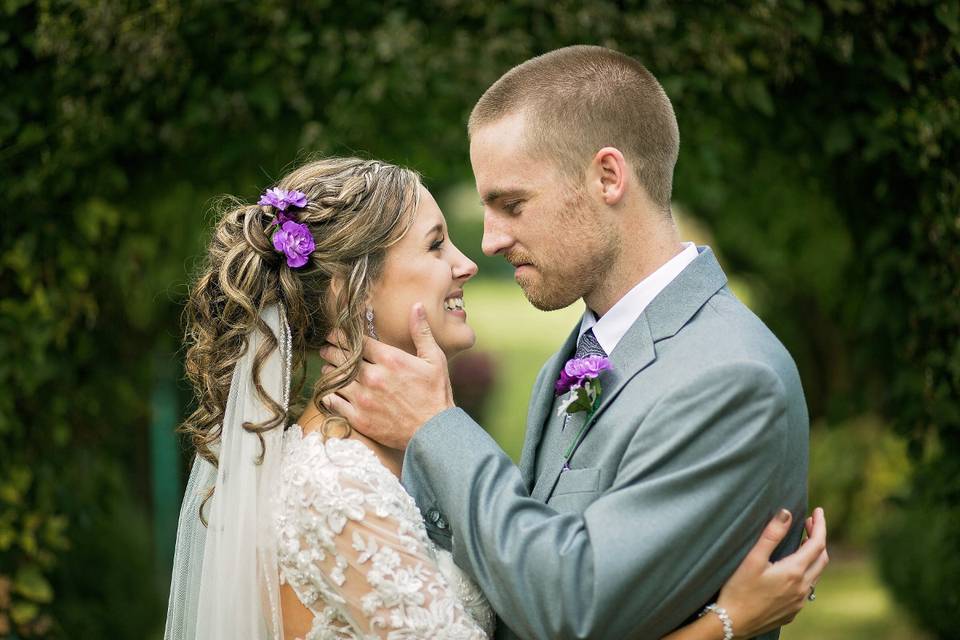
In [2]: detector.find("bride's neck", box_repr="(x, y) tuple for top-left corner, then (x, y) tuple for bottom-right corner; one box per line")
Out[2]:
(295, 402), (404, 478)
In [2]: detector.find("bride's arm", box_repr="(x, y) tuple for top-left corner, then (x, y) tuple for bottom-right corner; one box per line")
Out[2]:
(277, 443), (487, 639)
(662, 508), (828, 640)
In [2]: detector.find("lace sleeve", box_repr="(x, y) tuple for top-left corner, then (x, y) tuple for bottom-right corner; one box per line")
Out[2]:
(277, 434), (487, 639)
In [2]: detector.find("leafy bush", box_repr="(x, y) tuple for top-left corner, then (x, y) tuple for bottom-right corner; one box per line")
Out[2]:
(808, 416), (911, 546)
(876, 492), (960, 639)
(49, 464), (164, 638)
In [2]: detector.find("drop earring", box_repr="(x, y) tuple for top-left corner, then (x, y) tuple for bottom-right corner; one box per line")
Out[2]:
(365, 308), (378, 340)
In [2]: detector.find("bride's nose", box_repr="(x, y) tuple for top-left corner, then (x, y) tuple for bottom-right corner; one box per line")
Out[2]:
(452, 246), (478, 281)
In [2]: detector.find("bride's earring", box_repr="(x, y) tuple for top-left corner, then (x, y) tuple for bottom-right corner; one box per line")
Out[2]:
(365, 308), (378, 340)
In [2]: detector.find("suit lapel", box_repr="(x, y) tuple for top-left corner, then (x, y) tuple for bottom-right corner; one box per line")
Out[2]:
(530, 314), (657, 502)
(532, 246), (729, 503)
(519, 323), (579, 492)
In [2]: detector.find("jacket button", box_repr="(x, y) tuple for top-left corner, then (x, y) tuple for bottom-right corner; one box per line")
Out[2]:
(436, 516), (448, 530)
(427, 508), (441, 524)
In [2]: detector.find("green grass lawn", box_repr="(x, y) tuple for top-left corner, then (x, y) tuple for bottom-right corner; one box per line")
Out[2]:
(464, 277), (928, 640)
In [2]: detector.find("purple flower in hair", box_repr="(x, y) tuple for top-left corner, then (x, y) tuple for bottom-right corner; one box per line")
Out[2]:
(258, 188), (309, 211)
(272, 220), (315, 268)
(273, 210), (293, 225)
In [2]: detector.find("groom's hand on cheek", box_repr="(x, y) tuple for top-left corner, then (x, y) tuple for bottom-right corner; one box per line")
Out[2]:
(319, 303), (455, 450)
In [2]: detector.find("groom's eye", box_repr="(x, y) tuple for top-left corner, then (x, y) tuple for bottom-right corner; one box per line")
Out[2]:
(503, 200), (523, 214)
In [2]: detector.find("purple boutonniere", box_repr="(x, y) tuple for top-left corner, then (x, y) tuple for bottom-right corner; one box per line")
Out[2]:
(555, 355), (612, 417)
(555, 355), (612, 468)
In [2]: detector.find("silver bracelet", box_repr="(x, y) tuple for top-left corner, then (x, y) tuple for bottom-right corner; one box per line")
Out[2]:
(699, 603), (734, 640)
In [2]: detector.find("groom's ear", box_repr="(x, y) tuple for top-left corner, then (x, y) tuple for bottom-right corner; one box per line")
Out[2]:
(591, 146), (628, 206)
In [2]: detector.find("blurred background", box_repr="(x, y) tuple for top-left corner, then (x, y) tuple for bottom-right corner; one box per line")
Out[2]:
(2, 1), (958, 638)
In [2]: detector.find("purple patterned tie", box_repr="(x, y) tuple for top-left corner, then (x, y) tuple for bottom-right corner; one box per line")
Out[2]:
(575, 327), (606, 359)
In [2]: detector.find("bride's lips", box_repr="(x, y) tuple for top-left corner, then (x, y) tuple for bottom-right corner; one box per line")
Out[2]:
(443, 290), (466, 319)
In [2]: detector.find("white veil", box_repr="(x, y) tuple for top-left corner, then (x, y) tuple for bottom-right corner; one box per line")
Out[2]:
(165, 303), (290, 639)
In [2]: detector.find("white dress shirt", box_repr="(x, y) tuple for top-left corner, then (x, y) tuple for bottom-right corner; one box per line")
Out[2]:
(578, 242), (699, 355)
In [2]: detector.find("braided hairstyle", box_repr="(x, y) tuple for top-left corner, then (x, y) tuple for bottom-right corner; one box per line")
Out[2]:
(180, 157), (421, 519)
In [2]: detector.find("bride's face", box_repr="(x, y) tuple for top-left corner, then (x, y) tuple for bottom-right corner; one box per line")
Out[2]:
(369, 186), (478, 357)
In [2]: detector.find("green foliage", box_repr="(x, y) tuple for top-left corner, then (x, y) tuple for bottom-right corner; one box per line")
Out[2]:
(1, 0), (957, 635)
(49, 465), (164, 638)
(808, 416), (911, 546)
(876, 496), (960, 639)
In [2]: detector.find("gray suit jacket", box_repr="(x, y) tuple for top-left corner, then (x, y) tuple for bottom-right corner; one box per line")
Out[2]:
(401, 247), (809, 639)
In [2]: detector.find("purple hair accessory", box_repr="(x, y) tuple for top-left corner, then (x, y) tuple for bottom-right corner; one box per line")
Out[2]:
(272, 220), (315, 268)
(258, 186), (314, 266)
(273, 210), (295, 225)
(258, 188), (309, 211)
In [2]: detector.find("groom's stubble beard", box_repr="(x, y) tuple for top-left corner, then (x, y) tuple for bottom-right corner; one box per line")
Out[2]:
(511, 187), (621, 312)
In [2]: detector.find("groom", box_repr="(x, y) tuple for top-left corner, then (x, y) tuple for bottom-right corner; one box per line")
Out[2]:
(323, 46), (809, 639)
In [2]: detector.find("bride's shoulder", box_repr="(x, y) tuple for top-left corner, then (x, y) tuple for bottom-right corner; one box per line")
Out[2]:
(283, 422), (372, 460)
(281, 423), (393, 483)
(278, 424), (428, 537)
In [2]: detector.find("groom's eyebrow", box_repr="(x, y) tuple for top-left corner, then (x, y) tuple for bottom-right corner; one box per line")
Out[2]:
(481, 188), (530, 206)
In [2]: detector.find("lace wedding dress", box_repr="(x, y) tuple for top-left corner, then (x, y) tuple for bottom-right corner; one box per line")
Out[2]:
(276, 423), (496, 639)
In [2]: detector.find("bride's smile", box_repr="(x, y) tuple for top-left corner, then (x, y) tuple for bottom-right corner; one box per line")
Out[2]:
(368, 185), (478, 358)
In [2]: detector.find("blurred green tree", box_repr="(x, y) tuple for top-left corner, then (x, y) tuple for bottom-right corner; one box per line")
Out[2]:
(1, 0), (956, 636)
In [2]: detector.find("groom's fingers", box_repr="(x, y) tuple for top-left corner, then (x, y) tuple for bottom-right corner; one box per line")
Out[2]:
(318, 341), (376, 368)
(319, 342), (349, 366)
(361, 334), (402, 365)
(321, 392), (359, 425)
(326, 329), (347, 350)
(320, 363), (356, 389)
(408, 303), (443, 363)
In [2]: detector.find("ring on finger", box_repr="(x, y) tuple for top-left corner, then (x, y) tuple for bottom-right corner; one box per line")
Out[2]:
(807, 585), (816, 602)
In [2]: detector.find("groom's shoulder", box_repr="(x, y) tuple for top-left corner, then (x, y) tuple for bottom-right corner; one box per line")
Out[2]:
(675, 285), (800, 384)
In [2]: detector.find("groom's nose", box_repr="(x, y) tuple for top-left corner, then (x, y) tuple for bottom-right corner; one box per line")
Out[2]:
(481, 211), (513, 256)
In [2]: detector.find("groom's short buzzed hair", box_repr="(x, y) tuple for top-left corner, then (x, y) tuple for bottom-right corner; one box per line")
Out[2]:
(469, 45), (679, 212)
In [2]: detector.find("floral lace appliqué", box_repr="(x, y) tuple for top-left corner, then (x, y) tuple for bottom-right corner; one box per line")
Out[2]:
(276, 424), (494, 639)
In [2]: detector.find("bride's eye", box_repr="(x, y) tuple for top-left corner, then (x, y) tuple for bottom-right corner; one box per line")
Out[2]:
(429, 237), (444, 251)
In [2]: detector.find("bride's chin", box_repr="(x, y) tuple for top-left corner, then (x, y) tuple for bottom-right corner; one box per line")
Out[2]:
(438, 331), (476, 359)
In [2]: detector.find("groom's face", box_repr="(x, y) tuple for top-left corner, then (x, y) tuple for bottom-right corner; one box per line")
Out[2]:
(470, 112), (619, 311)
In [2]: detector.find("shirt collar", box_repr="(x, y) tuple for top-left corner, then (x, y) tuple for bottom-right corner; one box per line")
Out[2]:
(578, 242), (700, 355)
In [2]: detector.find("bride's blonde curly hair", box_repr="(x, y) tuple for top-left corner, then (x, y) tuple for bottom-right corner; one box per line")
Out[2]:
(180, 157), (420, 510)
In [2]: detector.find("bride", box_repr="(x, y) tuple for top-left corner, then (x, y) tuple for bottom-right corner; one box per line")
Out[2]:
(164, 157), (827, 639)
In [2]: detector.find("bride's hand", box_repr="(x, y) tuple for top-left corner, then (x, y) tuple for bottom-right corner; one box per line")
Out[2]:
(718, 507), (828, 639)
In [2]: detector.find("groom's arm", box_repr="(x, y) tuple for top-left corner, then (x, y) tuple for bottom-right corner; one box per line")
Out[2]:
(401, 362), (795, 640)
